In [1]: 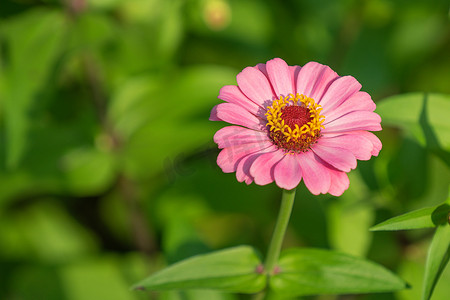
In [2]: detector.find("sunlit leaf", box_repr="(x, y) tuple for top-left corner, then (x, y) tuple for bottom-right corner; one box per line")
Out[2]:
(397, 248), (450, 300)
(108, 75), (163, 138)
(270, 248), (407, 297)
(61, 257), (137, 300)
(377, 93), (450, 166)
(370, 204), (450, 231)
(422, 223), (450, 300)
(132, 246), (265, 293)
(60, 148), (117, 196)
(1, 9), (67, 168)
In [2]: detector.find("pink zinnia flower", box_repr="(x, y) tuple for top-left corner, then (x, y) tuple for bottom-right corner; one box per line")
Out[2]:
(210, 58), (382, 196)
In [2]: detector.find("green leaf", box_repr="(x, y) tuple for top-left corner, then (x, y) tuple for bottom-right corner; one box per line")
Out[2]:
(61, 257), (137, 300)
(1, 9), (67, 168)
(270, 248), (407, 297)
(159, 289), (238, 300)
(12, 200), (98, 262)
(122, 65), (237, 179)
(422, 223), (450, 300)
(132, 246), (265, 293)
(370, 204), (450, 231)
(60, 148), (117, 196)
(376, 93), (450, 166)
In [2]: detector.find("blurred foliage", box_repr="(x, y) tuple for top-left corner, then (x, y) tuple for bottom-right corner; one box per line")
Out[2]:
(0, 0), (449, 299)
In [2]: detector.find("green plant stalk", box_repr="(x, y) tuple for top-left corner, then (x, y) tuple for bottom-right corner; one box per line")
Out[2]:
(252, 188), (296, 300)
(264, 188), (296, 274)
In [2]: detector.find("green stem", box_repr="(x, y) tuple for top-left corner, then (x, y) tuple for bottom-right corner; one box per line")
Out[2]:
(264, 188), (296, 274)
(252, 188), (296, 300)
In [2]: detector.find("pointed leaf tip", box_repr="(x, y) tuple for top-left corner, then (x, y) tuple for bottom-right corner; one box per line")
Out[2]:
(371, 203), (450, 232)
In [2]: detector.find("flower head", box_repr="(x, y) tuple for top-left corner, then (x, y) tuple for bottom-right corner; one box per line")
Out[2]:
(210, 58), (382, 195)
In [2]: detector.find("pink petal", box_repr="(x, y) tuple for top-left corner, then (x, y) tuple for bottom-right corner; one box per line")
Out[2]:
(296, 62), (339, 101)
(209, 105), (221, 121)
(318, 76), (362, 110)
(364, 131), (383, 156)
(217, 140), (273, 173)
(236, 145), (277, 184)
(236, 154), (257, 184)
(311, 143), (357, 172)
(289, 65), (301, 95)
(322, 91), (376, 122)
(214, 126), (269, 149)
(266, 58), (294, 98)
(256, 63), (269, 78)
(327, 168), (350, 196)
(318, 134), (374, 161)
(237, 66), (275, 107)
(250, 150), (284, 186)
(274, 154), (302, 190)
(212, 103), (264, 130)
(322, 111), (382, 133)
(297, 151), (331, 195)
(352, 131), (382, 156)
(218, 85), (264, 117)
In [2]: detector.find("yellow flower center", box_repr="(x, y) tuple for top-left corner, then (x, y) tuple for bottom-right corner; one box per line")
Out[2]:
(265, 93), (325, 152)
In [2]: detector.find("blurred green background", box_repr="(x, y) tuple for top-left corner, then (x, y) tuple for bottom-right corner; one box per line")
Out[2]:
(0, 0), (449, 299)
